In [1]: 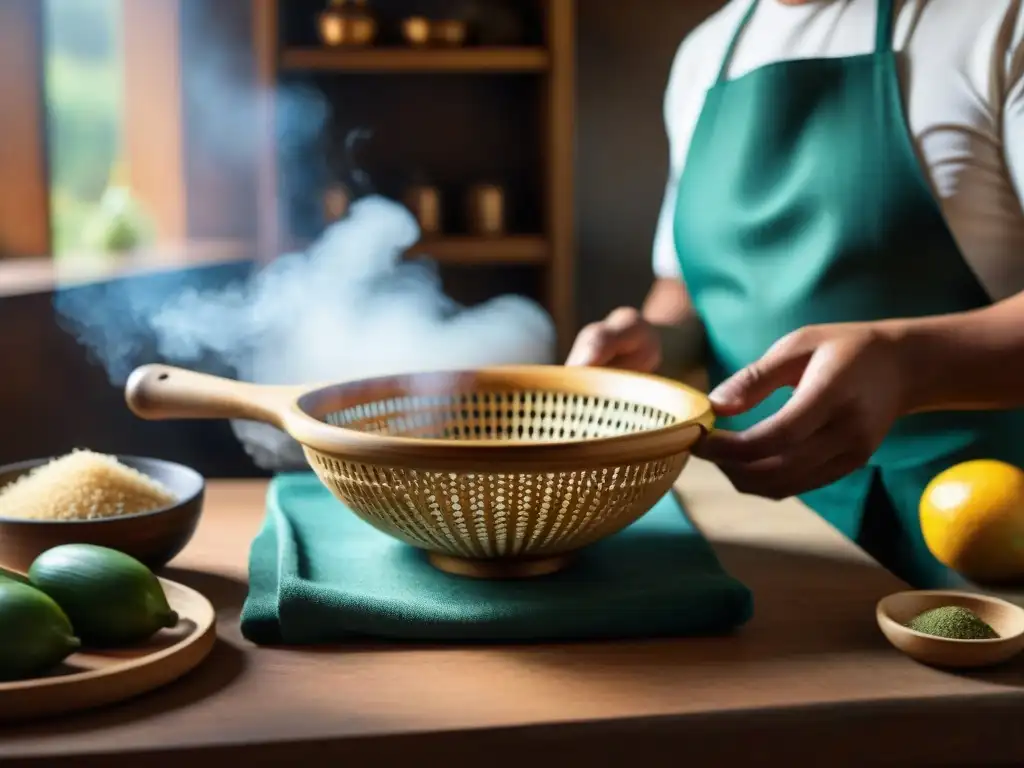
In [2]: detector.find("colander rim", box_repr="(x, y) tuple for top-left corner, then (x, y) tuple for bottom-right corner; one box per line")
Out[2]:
(278, 365), (715, 471)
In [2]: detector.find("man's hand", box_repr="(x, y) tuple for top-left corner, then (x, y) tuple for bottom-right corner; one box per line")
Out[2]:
(565, 307), (662, 372)
(694, 322), (912, 500)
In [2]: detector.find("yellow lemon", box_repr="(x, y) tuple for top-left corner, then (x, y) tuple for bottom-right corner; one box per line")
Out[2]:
(920, 459), (1024, 583)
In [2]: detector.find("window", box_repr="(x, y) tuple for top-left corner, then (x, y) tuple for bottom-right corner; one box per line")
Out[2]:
(0, 0), (253, 291)
(44, 0), (136, 256)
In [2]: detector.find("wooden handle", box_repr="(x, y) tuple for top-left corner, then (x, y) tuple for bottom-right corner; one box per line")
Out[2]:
(125, 364), (296, 429)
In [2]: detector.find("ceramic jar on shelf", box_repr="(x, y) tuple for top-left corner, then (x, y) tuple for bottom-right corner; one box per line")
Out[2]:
(404, 184), (444, 236)
(401, 180), (512, 238)
(466, 184), (506, 236)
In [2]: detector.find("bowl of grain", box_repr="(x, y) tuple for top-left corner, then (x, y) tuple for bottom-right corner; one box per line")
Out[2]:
(0, 450), (204, 573)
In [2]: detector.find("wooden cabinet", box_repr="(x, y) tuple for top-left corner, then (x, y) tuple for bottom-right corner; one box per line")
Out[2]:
(251, 0), (575, 354)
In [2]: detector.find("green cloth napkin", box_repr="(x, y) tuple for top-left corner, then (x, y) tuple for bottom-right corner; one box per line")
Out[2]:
(240, 473), (753, 644)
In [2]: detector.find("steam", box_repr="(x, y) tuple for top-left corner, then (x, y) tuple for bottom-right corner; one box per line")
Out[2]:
(53, 45), (556, 469)
(155, 192), (556, 374)
(55, 197), (555, 469)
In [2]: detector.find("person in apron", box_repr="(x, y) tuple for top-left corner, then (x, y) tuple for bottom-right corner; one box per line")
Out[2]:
(567, 0), (1024, 589)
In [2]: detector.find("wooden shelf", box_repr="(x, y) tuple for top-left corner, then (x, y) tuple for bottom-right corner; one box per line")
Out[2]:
(257, 0), (575, 352)
(408, 236), (547, 265)
(279, 47), (550, 74)
(283, 235), (547, 266)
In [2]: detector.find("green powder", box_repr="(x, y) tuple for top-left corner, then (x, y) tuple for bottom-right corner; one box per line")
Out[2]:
(905, 606), (999, 640)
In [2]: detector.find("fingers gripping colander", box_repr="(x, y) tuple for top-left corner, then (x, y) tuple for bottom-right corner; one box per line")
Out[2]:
(126, 364), (714, 578)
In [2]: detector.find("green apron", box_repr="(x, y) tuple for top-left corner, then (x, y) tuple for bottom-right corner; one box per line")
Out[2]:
(673, 0), (1024, 589)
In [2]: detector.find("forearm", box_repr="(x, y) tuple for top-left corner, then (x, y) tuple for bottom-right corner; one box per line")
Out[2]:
(642, 277), (697, 325)
(641, 278), (706, 381)
(654, 319), (707, 384)
(886, 291), (1024, 412)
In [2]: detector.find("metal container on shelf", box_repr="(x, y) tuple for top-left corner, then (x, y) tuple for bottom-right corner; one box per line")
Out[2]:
(401, 17), (432, 47)
(466, 183), (506, 236)
(401, 17), (469, 48)
(318, 0), (378, 47)
(430, 19), (469, 47)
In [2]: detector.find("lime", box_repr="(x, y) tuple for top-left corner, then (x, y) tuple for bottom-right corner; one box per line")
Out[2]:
(29, 544), (178, 647)
(0, 581), (81, 681)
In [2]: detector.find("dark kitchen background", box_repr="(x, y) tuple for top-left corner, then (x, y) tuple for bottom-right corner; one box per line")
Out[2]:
(0, 0), (723, 477)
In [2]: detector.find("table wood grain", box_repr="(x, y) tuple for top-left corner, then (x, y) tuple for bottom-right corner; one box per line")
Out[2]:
(3, 459), (1023, 767)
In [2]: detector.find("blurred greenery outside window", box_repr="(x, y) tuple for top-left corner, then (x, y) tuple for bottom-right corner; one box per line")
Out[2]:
(45, 0), (151, 258)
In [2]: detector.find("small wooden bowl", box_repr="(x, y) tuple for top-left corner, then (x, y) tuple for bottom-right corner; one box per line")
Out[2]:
(0, 456), (204, 574)
(877, 590), (1024, 669)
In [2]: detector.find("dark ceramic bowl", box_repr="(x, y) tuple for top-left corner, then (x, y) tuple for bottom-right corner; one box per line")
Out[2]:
(0, 455), (205, 573)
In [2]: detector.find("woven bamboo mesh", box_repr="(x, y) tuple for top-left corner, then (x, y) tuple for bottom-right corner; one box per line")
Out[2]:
(303, 388), (688, 559)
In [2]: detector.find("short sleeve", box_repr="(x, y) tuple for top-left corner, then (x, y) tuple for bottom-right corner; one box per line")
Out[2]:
(651, 10), (730, 280)
(651, 41), (692, 280)
(651, 177), (683, 278)
(1003, 5), (1024, 207)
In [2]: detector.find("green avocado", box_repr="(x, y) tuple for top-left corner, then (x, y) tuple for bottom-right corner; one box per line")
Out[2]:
(28, 544), (178, 647)
(0, 581), (81, 681)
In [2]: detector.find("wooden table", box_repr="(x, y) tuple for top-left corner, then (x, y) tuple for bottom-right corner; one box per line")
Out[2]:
(3, 459), (1024, 767)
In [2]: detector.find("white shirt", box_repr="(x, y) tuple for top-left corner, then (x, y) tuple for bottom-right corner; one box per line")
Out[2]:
(653, 0), (1024, 302)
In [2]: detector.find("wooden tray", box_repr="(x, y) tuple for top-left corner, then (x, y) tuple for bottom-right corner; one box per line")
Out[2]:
(0, 577), (216, 722)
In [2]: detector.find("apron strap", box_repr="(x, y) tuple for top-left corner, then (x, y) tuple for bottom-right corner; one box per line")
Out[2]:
(874, 0), (895, 53)
(715, 0), (895, 85)
(714, 0), (759, 85)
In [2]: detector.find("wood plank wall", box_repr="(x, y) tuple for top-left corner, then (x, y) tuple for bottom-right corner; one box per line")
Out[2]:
(0, 0), (51, 258)
(0, 264), (265, 478)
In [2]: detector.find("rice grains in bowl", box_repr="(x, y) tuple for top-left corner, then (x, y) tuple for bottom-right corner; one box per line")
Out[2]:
(0, 450), (176, 521)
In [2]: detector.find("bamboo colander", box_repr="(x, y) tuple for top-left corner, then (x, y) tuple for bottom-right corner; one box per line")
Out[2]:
(126, 364), (714, 578)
